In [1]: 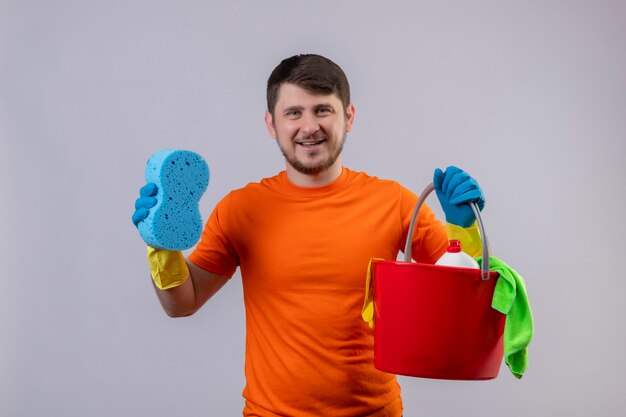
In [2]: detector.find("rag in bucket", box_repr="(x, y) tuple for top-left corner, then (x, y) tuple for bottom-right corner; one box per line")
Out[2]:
(479, 256), (534, 379)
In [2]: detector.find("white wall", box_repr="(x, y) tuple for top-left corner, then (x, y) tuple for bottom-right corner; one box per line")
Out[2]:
(1, 1), (624, 416)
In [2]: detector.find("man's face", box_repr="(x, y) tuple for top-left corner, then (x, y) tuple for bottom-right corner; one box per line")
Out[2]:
(265, 83), (355, 177)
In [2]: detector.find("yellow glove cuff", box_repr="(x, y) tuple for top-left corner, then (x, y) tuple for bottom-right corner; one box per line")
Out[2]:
(362, 258), (382, 329)
(146, 246), (189, 290)
(446, 221), (482, 257)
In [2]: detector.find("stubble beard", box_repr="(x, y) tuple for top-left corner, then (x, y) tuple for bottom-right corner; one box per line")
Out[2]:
(277, 133), (347, 176)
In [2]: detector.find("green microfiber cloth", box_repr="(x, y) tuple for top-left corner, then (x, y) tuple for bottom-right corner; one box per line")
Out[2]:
(477, 256), (534, 379)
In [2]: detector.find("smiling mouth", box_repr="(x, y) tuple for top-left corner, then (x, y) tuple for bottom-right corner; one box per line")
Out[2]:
(296, 139), (326, 147)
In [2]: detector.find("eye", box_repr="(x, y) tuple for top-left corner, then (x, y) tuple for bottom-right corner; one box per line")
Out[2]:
(284, 109), (301, 118)
(317, 107), (333, 115)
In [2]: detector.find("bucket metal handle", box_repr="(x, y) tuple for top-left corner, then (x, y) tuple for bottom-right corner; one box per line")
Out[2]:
(404, 183), (492, 280)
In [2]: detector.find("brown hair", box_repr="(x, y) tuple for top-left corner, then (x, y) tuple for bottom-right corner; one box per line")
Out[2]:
(266, 54), (351, 117)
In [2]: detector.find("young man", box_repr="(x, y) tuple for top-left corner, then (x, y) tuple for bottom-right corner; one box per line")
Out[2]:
(133, 54), (485, 417)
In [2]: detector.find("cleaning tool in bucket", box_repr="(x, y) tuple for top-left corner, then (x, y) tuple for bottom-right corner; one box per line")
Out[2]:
(364, 183), (505, 380)
(435, 240), (480, 269)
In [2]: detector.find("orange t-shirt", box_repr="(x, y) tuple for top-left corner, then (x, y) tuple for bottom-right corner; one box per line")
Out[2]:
(189, 168), (448, 417)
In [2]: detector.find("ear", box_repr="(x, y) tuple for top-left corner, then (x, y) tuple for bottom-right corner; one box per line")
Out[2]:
(345, 103), (356, 132)
(265, 111), (277, 139)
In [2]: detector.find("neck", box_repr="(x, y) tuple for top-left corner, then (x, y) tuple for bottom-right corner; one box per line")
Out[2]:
(285, 160), (343, 187)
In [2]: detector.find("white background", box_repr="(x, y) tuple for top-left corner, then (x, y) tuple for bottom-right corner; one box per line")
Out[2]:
(1, 1), (625, 416)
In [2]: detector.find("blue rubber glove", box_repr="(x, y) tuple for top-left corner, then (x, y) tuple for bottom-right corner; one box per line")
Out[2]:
(433, 166), (485, 227)
(132, 183), (158, 226)
(132, 182), (190, 290)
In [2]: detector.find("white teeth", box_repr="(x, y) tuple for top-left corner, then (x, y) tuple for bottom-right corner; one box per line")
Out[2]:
(298, 140), (324, 146)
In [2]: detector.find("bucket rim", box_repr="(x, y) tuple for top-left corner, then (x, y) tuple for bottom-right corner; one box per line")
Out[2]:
(372, 258), (500, 279)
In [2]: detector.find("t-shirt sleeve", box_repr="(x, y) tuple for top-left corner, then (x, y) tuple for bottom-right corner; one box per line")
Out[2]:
(398, 185), (448, 264)
(188, 194), (240, 277)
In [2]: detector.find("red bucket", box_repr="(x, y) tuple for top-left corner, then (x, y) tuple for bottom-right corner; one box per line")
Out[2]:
(371, 183), (505, 380)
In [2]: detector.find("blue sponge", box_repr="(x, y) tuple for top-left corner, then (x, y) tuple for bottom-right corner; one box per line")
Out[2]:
(138, 149), (209, 250)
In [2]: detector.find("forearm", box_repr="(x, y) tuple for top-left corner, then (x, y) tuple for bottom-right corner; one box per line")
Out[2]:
(153, 269), (197, 317)
(153, 258), (230, 318)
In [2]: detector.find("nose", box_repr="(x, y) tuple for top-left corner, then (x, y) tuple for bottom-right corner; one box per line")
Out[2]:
(300, 112), (320, 136)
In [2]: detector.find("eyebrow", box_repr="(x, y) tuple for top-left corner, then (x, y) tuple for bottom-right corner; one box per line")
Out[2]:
(282, 103), (335, 114)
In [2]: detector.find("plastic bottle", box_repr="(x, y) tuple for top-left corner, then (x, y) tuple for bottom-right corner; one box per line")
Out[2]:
(435, 240), (479, 269)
